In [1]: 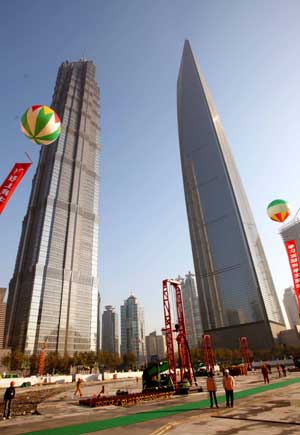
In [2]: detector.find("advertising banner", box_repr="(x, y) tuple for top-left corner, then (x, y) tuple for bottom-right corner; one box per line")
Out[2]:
(0, 162), (32, 214)
(285, 239), (300, 312)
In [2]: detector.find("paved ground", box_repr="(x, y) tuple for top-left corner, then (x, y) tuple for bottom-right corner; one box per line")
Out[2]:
(165, 382), (300, 435)
(0, 372), (299, 434)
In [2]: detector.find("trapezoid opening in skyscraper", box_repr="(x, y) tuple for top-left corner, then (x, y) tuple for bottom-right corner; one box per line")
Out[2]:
(177, 40), (285, 350)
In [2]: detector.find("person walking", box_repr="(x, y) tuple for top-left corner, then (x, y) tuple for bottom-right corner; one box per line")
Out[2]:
(261, 364), (270, 384)
(276, 364), (281, 378)
(223, 369), (235, 408)
(280, 364), (287, 377)
(207, 372), (218, 408)
(74, 378), (83, 397)
(3, 381), (15, 420)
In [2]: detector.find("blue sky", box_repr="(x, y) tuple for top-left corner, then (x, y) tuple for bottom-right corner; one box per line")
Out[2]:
(0, 1), (299, 333)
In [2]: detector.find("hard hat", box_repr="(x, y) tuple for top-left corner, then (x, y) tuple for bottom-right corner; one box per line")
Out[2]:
(224, 369), (229, 374)
(10, 381), (15, 386)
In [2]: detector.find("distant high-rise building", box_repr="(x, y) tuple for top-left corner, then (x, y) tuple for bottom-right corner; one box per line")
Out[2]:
(120, 295), (145, 366)
(178, 272), (202, 348)
(145, 331), (166, 362)
(5, 59), (100, 355)
(280, 219), (300, 250)
(97, 294), (101, 352)
(162, 329), (177, 359)
(102, 306), (119, 354)
(283, 287), (299, 329)
(280, 219), (300, 321)
(0, 288), (6, 349)
(177, 40), (285, 349)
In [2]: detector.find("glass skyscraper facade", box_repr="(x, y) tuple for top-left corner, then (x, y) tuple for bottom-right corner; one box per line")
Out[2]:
(177, 41), (284, 349)
(102, 305), (119, 354)
(0, 288), (6, 350)
(283, 287), (299, 329)
(5, 59), (100, 355)
(145, 331), (166, 363)
(178, 272), (203, 349)
(120, 295), (146, 366)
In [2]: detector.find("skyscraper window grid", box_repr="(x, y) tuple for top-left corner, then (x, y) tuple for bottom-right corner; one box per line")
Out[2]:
(177, 41), (285, 349)
(5, 60), (100, 355)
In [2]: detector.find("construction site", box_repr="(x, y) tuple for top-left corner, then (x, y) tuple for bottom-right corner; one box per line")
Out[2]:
(1, 279), (300, 435)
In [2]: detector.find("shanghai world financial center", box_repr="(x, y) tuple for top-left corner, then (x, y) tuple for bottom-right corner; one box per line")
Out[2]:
(5, 60), (100, 355)
(177, 41), (285, 349)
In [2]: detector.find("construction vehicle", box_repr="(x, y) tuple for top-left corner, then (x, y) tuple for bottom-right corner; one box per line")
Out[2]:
(226, 364), (246, 376)
(38, 339), (48, 377)
(142, 360), (174, 391)
(240, 336), (252, 373)
(162, 279), (198, 394)
(80, 279), (198, 409)
(202, 334), (215, 373)
(220, 338), (252, 376)
(292, 355), (300, 369)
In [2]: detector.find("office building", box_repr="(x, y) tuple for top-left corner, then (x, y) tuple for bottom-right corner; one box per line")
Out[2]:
(177, 40), (285, 349)
(283, 287), (299, 329)
(5, 59), (100, 355)
(278, 325), (300, 347)
(280, 219), (300, 249)
(102, 305), (119, 354)
(178, 272), (202, 348)
(97, 293), (101, 352)
(145, 331), (166, 362)
(120, 295), (145, 366)
(280, 219), (300, 324)
(0, 288), (6, 349)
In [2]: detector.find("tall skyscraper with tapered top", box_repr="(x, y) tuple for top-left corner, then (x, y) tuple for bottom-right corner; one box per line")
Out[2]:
(177, 41), (285, 349)
(5, 59), (100, 355)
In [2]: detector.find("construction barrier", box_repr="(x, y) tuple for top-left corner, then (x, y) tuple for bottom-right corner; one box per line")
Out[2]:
(79, 388), (174, 408)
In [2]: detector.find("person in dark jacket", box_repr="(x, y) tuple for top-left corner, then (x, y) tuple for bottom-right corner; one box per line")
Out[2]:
(3, 381), (15, 420)
(261, 364), (270, 384)
(74, 378), (83, 397)
(280, 364), (287, 377)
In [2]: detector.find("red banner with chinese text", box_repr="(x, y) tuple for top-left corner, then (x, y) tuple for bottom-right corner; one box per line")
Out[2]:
(0, 162), (31, 214)
(284, 239), (300, 312)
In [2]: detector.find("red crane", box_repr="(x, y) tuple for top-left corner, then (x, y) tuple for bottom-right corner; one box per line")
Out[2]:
(240, 336), (251, 372)
(38, 340), (48, 377)
(202, 334), (215, 373)
(162, 279), (193, 387)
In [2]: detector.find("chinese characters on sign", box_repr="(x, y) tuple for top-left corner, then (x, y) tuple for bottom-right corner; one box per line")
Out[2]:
(0, 162), (31, 214)
(285, 240), (300, 312)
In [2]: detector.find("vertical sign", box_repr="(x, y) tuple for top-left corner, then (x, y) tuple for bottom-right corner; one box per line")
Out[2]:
(0, 162), (32, 214)
(284, 240), (300, 312)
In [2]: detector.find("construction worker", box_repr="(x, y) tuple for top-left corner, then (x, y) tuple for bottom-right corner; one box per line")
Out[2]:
(280, 364), (287, 377)
(261, 364), (269, 384)
(74, 378), (83, 397)
(207, 371), (218, 408)
(223, 369), (235, 408)
(276, 364), (281, 378)
(3, 381), (15, 420)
